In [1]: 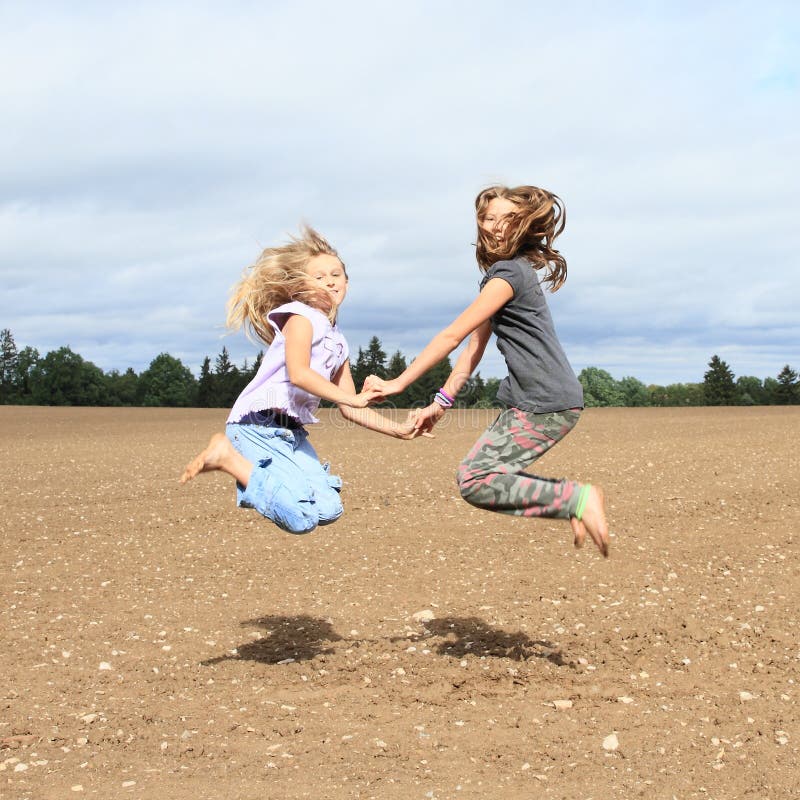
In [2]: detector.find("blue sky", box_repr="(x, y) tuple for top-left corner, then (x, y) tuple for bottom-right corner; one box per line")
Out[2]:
(1, 1), (798, 385)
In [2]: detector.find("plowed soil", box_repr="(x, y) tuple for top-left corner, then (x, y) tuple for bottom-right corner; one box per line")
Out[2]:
(2, 406), (799, 799)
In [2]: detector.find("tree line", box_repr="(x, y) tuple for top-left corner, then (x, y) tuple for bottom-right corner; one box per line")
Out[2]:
(0, 328), (797, 408)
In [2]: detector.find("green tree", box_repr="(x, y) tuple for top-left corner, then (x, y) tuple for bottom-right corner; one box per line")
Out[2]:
(480, 377), (501, 407)
(363, 337), (387, 378)
(703, 355), (736, 405)
(618, 376), (649, 407)
(579, 367), (624, 407)
(0, 328), (18, 403)
(459, 372), (486, 408)
(12, 346), (39, 404)
(250, 350), (264, 378)
(351, 337), (388, 393)
(647, 384), (668, 407)
(29, 346), (106, 405)
(137, 353), (197, 407)
(351, 347), (368, 392)
(215, 346), (233, 377)
(106, 367), (139, 406)
(684, 383), (705, 406)
(762, 376), (779, 404)
(404, 356), (452, 408)
(384, 350), (411, 407)
(197, 356), (216, 407)
(213, 346), (242, 407)
(386, 350), (407, 379)
(736, 376), (765, 406)
(775, 365), (798, 405)
(665, 382), (703, 406)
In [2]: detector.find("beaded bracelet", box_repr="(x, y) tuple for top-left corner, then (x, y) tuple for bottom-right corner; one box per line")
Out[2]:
(433, 387), (455, 409)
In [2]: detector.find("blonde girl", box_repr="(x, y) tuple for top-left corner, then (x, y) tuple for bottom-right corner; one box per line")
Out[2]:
(365, 186), (610, 556)
(180, 226), (420, 534)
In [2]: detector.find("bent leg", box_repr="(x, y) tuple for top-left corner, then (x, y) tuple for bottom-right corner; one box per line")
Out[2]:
(292, 436), (344, 526)
(226, 424), (319, 534)
(179, 432), (252, 486)
(456, 408), (583, 519)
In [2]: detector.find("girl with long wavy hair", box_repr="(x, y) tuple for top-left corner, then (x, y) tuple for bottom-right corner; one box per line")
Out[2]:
(180, 226), (421, 534)
(366, 185), (610, 556)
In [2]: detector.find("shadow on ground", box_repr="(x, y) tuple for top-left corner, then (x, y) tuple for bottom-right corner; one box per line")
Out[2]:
(203, 614), (572, 667)
(202, 614), (344, 665)
(396, 616), (571, 665)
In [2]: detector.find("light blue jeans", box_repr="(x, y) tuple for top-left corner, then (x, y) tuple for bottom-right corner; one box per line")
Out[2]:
(226, 418), (343, 535)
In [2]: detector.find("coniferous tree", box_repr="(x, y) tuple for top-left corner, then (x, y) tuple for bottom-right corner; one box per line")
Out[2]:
(0, 328), (18, 403)
(363, 337), (387, 378)
(386, 350), (407, 379)
(405, 356), (452, 408)
(215, 346), (233, 376)
(214, 346), (241, 406)
(197, 356), (215, 407)
(351, 347), (369, 392)
(250, 350), (264, 378)
(775, 365), (798, 405)
(384, 350), (410, 407)
(703, 355), (736, 405)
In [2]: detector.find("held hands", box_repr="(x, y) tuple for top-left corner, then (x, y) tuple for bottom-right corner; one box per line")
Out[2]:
(363, 374), (403, 399)
(412, 402), (445, 435)
(356, 377), (446, 440)
(395, 409), (437, 440)
(349, 387), (384, 408)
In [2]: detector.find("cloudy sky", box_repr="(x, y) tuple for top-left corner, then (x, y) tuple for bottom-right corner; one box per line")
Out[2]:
(2, 1), (798, 386)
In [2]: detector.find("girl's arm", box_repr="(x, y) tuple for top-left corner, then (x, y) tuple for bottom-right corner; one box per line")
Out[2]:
(367, 278), (512, 396)
(333, 361), (426, 439)
(412, 320), (493, 431)
(283, 314), (379, 408)
(441, 319), (493, 398)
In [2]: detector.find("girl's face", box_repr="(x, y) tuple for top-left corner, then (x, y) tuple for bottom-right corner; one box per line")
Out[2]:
(307, 254), (348, 307)
(480, 197), (519, 246)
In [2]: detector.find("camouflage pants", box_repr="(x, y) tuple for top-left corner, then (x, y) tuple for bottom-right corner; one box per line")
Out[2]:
(456, 407), (583, 519)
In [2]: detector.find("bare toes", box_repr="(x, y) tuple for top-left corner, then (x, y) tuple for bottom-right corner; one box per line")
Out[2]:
(570, 516), (586, 548)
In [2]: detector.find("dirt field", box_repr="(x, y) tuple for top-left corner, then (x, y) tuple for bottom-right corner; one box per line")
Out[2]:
(2, 406), (799, 799)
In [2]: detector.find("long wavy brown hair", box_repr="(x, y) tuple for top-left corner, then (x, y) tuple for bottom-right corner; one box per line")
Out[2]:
(226, 226), (344, 346)
(475, 185), (568, 291)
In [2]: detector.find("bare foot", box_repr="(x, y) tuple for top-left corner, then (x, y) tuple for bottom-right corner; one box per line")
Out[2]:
(570, 516), (587, 549)
(179, 433), (236, 484)
(580, 486), (610, 558)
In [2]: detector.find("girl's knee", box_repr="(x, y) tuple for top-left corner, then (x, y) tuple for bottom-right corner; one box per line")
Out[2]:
(272, 485), (344, 533)
(316, 500), (344, 526)
(270, 500), (319, 534)
(310, 468), (343, 526)
(456, 465), (481, 504)
(267, 486), (319, 534)
(280, 515), (319, 535)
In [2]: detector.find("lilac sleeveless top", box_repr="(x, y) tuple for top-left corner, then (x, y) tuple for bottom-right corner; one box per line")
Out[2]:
(227, 301), (349, 425)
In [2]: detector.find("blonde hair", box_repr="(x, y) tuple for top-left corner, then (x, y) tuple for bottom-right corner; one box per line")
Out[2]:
(475, 185), (568, 291)
(226, 226), (344, 345)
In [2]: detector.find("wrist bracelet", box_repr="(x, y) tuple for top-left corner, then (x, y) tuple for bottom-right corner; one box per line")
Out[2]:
(433, 389), (454, 409)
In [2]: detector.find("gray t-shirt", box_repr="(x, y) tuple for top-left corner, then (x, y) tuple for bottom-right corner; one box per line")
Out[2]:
(480, 256), (583, 413)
